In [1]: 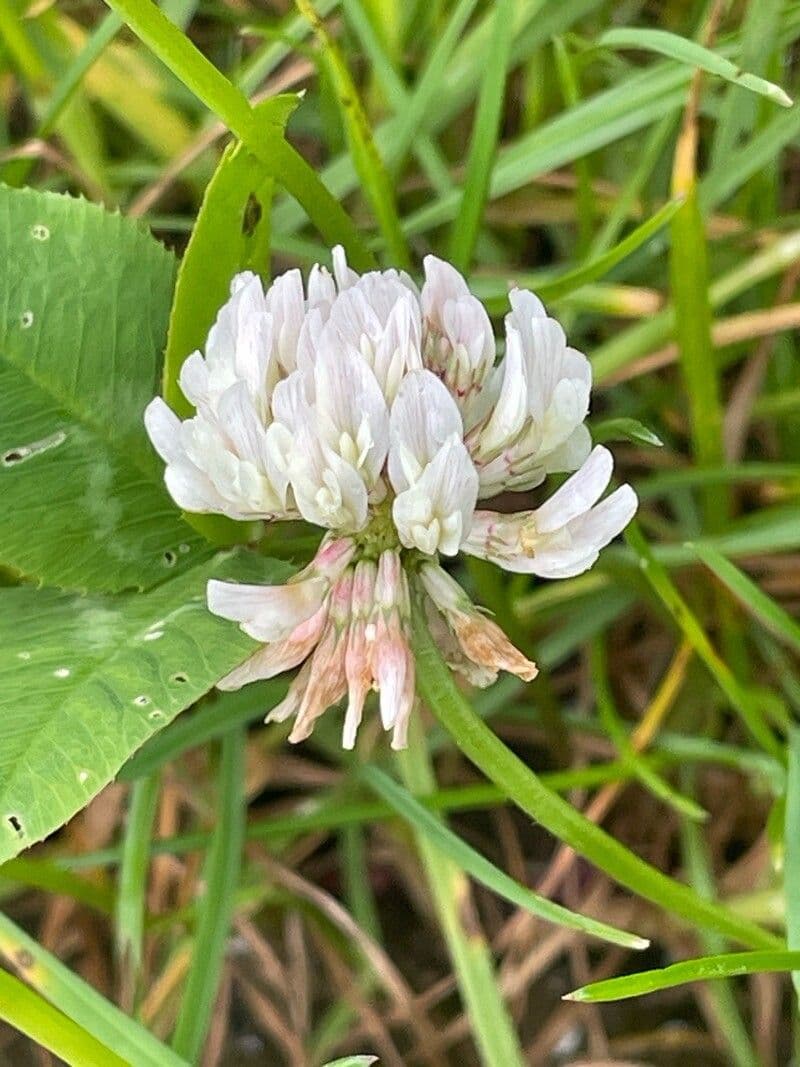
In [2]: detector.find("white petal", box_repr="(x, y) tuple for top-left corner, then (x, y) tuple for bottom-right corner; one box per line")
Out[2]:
(475, 323), (528, 454)
(144, 398), (183, 464)
(543, 422), (592, 475)
(164, 462), (227, 514)
(264, 268), (305, 372)
(178, 352), (209, 408)
(421, 255), (471, 319)
(388, 369), (463, 493)
(315, 347), (389, 486)
(392, 436), (478, 555)
(533, 446), (613, 534)
(332, 245), (359, 290)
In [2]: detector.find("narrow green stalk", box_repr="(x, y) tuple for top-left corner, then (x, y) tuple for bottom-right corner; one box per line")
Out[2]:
(670, 116), (725, 530)
(553, 36), (594, 256)
(396, 718), (525, 1067)
(680, 771), (760, 1067)
(296, 0), (410, 268)
(785, 729), (800, 1004)
(116, 773), (160, 1011)
(0, 969), (128, 1067)
(172, 728), (246, 1062)
(410, 603), (781, 950)
(0, 912), (189, 1067)
(101, 0), (374, 270)
(447, 0), (516, 270)
(590, 113), (677, 256)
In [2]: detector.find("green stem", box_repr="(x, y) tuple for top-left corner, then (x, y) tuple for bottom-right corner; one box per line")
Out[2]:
(396, 718), (525, 1067)
(410, 604), (781, 951)
(102, 0), (374, 270)
(171, 728), (246, 1062)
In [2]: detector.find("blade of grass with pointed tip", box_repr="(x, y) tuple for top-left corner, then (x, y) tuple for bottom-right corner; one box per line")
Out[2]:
(410, 602), (781, 950)
(566, 950), (800, 1003)
(590, 639), (707, 822)
(363, 765), (649, 949)
(599, 28), (792, 107)
(625, 522), (782, 759)
(101, 0), (373, 270)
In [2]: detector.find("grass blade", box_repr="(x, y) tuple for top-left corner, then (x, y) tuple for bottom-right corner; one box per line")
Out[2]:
(410, 601), (781, 950)
(0, 969), (128, 1067)
(102, 0), (374, 269)
(536, 197), (684, 303)
(0, 911), (189, 1067)
(115, 773), (160, 1011)
(599, 27), (792, 107)
(566, 950), (800, 1003)
(171, 727), (246, 1060)
(625, 522), (782, 758)
(363, 765), (648, 949)
(693, 543), (800, 654)
(591, 639), (707, 822)
(296, 0), (409, 268)
(396, 722), (526, 1067)
(785, 729), (800, 1004)
(447, 0), (515, 271)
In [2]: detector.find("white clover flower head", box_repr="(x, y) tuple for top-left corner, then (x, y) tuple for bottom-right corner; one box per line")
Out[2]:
(145, 249), (638, 749)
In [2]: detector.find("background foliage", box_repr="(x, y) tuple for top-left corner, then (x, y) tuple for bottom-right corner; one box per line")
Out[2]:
(1, 0), (800, 1063)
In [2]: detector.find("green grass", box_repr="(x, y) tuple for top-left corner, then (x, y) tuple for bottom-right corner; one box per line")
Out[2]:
(2, 0), (799, 1063)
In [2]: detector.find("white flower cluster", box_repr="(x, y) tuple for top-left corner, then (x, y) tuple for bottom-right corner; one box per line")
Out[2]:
(146, 249), (637, 748)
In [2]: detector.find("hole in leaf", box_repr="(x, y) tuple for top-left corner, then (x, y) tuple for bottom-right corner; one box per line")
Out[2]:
(148, 709), (165, 722)
(171, 672), (188, 685)
(31, 224), (50, 241)
(6, 815), (23, 837)
(163, 550), (177, 567)
(20, 310), (34, 329)
(133, 695), (150, 707)
(2, 431), (66, 468)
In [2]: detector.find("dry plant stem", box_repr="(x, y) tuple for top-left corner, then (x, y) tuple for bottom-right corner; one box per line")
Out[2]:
(246, 847), (444, 1063)
(309, 927), (406, 1067)
(724, 261), (800, 460)
(606, 302), (800, 384)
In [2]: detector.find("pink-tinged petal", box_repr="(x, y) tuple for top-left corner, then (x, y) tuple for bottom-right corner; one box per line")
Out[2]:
(419, 564), (537, 683)
(267, 660), (312, 723)
(216, 605), (326, 690)
(207, 576), (326, 643)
